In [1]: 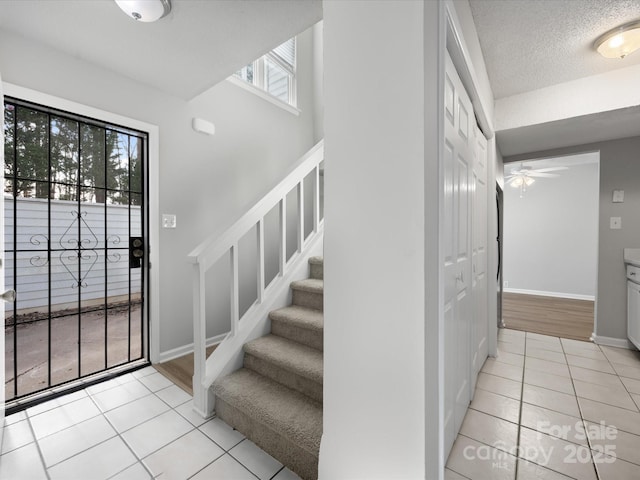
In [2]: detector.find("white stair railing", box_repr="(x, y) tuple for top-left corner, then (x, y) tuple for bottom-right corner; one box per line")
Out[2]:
(188, 140), (324, 417)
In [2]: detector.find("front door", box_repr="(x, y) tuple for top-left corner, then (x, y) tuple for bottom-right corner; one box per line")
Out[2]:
(3, 97), (149, 410)
(0, 72), (6, 443)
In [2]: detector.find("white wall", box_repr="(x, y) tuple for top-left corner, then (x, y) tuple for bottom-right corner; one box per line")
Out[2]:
(321, 0), (444, 477)
(503, 158), (599, 299)
(0, 23), (319, 358)
(496, 63), (640, 132)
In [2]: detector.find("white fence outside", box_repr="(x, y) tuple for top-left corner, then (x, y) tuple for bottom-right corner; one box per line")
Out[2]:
(5, 196), (141, 313)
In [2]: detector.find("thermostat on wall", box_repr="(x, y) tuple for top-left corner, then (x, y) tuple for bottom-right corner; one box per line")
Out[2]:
(613, 190), (624, 203)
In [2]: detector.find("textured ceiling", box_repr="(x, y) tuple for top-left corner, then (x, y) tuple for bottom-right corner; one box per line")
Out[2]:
(469, 0), (640, 99)
(0, 0), (322, 99)
(497, 104), (640, 157)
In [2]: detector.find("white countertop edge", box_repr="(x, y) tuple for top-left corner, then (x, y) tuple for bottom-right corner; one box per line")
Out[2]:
(624, 248), (640, 267)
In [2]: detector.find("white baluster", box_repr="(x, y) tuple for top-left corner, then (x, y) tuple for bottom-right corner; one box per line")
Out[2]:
(230, 244), (239, 335)
(279, 197), (287, 276)
(313, 165), (320, 233)
(257, 218), (265, 303)
(298, 181), (304, 252)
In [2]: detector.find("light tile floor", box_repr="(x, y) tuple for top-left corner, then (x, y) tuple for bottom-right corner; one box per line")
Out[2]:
(0, 367), (302, 480)
(446, 328), (640, 480)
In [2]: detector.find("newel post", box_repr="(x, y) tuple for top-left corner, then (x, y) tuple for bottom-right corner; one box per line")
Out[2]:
(192, 262), (213, 416)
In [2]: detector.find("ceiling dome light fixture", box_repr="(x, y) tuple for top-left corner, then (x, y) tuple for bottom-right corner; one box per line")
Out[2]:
(115, 0), (171, 22)
(594, 20), (640, 59)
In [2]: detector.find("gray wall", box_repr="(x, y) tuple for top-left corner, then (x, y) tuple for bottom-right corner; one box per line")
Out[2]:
(0, 24), (321, 356)
(506, 136), (640, 341)
(503, 161), (599, 298)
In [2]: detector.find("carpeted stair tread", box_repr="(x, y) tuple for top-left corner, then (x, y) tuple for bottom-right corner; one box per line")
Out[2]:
(290, 278), (323, 294)
(308, 256), (323, 265)
(309, 256), (323, 280)
(270, 305), (323, 332)
(213, 368), (322, 454)
(270, 306), (323, 352)
(244, 335), (323, 384)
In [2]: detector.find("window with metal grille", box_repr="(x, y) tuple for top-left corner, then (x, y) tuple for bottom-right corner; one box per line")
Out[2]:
(234, 37), (297, 107)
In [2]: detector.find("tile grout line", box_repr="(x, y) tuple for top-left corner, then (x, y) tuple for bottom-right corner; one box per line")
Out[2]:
(105, 379), (262, 479)
(601, 350), (640, 414)
(93, 385), (165, 480)
(469, 331), (640, 479)
(5, 366), (294, 480)
(592, 344), (640, 469)
(513, 332), (528, 479)
(520, 333), (598, 479)
(560, 336), (601, 480)
(25, 410), (52, 480)
(28, 369), (179, 477)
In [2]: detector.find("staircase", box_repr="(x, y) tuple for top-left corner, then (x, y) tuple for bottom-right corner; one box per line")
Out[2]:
(213, 256), (324, 480)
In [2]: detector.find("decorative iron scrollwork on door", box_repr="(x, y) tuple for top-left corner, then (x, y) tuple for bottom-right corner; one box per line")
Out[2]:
(29, 210), (122, 288)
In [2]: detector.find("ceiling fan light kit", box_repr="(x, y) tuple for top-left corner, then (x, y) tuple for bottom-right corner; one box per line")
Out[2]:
(594, 20), (640, 59)
(505, 164), (568, 198)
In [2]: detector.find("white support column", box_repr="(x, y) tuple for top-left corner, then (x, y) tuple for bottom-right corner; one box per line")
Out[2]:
(321, 1), (440, 478)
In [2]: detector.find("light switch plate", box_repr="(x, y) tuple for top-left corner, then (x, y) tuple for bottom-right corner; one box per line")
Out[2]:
(162, 214), (177, 229)
(613, 190), (624, 203)
(610, 217), (622, 229)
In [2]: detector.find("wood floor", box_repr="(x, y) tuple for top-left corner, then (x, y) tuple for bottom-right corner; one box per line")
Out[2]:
(154, 345), (217, 395)
(502, 292), (594, 341)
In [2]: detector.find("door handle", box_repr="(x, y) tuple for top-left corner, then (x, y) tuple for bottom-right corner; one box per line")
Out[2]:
(1, 289), (16, 303)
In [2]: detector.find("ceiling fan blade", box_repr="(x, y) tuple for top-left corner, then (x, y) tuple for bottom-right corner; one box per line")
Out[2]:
(527, 172), (558, 178)
(532, 167), (569, 173)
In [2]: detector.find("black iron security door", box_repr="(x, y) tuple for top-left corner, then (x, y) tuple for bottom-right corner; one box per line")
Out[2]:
(3, 98), (149, 407)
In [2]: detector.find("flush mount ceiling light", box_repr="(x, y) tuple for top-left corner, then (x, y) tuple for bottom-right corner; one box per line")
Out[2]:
(594, 20), (640, 59)
(115, 0), (171, 22)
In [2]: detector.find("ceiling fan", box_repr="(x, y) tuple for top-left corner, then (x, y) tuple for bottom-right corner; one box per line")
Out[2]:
(505, 163), (568, 197)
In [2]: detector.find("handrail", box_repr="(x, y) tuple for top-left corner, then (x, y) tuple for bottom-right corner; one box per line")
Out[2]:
(188, 140), (324, 269)
(190, 140), (324, 417)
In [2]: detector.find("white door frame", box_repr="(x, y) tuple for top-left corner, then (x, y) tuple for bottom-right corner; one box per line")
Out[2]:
(1, 82), (161, 370)
(1, 71), (6, 444)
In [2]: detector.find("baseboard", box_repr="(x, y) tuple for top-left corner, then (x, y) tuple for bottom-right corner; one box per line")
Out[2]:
(504, 288), (595, 301)
(157, 333), (227, 363)
(591, 334), (636, 350)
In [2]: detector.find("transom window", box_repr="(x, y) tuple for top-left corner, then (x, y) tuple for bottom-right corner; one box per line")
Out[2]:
(234, 37), (297, 107)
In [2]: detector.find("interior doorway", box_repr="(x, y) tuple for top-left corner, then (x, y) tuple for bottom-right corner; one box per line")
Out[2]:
(501, 152), (599, 341)
(3, 97), (150, 411)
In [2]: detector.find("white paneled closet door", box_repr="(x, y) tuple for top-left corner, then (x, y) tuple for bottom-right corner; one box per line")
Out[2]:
(443, 53), (474, 455)
(471, 124), (488, 392)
